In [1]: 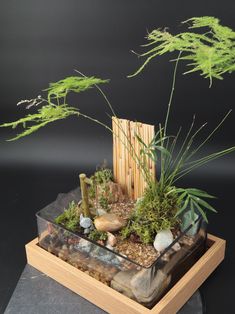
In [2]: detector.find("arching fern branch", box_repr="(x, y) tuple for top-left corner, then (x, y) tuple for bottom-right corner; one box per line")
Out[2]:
(128, 16), (235, 86)
(45, 76), (108, 104)
(0, 104), (79, 141)
(0, 75), (108, 141)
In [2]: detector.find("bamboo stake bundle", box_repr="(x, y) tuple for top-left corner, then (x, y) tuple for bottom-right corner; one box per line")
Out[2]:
(112, 117), (155, 200)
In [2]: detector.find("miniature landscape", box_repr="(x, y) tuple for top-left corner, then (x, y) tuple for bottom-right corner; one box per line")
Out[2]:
(1, 16), (235, 308)
(37, 170), (206, 308)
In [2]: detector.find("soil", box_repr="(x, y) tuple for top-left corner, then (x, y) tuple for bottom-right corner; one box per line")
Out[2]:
(94, 199), (177, 267)
(114, 236), (159, 267)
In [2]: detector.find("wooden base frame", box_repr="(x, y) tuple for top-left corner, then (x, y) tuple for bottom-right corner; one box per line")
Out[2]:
(25, 234), (225, 314)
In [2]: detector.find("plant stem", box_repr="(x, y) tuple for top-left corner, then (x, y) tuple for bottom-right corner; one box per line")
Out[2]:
(164, 51), (182, 137)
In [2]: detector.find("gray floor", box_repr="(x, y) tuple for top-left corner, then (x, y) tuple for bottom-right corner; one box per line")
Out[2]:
(5, 265), (203, 314)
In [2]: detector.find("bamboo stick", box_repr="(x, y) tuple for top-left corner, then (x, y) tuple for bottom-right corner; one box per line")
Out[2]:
(79, 173), (91, 217)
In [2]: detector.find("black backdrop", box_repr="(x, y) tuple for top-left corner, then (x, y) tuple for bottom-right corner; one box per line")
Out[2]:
(0, 1), (235, 313)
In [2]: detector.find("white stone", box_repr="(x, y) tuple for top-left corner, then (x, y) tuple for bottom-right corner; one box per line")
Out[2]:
(79, 214), (92, 229)
(172, 242), (181, 251)
(153, 229), (174, 252)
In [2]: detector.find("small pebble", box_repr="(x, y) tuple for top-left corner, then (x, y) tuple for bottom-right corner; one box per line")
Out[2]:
(107, 232), (117, 247)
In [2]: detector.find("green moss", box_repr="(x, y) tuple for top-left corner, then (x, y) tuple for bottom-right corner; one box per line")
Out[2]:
(121, 183), (180, 244)
(88, 230), (108, 241)
(99, 194), (109, 210)
(88, 166), (113, 209)
(55, 201), (82, 232)
(90, 167), (113, 187)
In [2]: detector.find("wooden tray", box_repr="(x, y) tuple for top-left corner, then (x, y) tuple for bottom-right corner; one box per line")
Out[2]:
(25, 234), (225, 314)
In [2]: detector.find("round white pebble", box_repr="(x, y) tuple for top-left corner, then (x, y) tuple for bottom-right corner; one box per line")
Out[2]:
(153, 229), (174, 252)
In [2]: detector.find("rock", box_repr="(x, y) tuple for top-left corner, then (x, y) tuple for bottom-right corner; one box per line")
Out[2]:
(80, 214), (93, 229)
(97, 208), (107, 216)
(68, 251), (89, 269)
(96, 181), (125, 204)
(107, 232), (117, 247)
(97, 252), (114, 263)
(181, 211), (199, 236)
(106, 244), (114, 251)
(130, 268), (171, 304)
(94, 213), (126, 232)
(76, 238), (92, 253)
(58, 246), (69, 261)
(83, 228), (90, 234)
(97, 240), (105, 246)
(111, 269), (138, 299)
(153, 229), (173, 252)
(172, 242), (181, 251)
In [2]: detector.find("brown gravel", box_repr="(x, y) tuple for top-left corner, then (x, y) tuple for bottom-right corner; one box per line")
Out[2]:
(109, 200), (135, 221)
(114, 235), (160, 268)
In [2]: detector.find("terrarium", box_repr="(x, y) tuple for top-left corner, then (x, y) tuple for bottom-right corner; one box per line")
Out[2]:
(1, 16), (234, 313)
(36, 177), (207, 308)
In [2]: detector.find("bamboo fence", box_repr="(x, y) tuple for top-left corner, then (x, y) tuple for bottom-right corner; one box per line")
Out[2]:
(112, 117), (155, 200)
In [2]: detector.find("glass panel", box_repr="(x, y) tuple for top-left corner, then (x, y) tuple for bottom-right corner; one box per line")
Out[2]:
(36, 188), (207, 308)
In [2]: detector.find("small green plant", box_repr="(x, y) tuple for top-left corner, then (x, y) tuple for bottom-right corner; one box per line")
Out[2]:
(89, 166), (113, 209)
(88, 230), (108, 242)
(55, 201), (81, 232)
(92, 167), (113, 185)
(172, 188), (217, 223)
(121, 183), (180, 243)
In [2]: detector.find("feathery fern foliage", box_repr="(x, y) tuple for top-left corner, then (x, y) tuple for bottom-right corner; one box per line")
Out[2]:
(45, 76), (108, 102)
(129, 16), (235, 86)
(0, 75), (108, 141)
(1, 104), (79, 141)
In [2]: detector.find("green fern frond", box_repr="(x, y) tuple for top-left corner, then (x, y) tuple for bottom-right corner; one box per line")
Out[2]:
(0, 104), (79, 141)
(0, 74), (109, 141)
(45, 76), (109, 101)
(129, 16), (235, 85)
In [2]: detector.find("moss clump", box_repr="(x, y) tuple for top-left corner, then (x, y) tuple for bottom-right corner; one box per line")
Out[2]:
(55, 201), (82, 232)
(99, 194), (109, 210)
(88, 230), (108, 242)
(121, 183), (180, 244)
(88, 166), (113, 209)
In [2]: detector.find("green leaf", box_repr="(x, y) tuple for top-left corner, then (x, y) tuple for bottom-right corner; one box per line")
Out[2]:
(186, 188), (216, 199)
(177, 191), (187, 202)
(191, 196), (217, 212)
(155, 145), (171, 157)
(135, 133), (147, 148)
(192, 199), (208, 223)
(190, 198), (196, 222)
(175, 196), (189, 217)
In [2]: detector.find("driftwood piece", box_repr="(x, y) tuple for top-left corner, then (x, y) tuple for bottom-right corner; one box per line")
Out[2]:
(112, 117), (155, 200)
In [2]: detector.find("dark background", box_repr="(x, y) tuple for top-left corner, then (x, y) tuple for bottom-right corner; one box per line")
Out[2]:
(0, 0), (235, 313)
